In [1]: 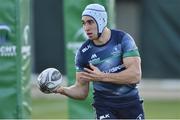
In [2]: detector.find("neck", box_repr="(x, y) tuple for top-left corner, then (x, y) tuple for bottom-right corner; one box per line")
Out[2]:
(93, 27), (111, 45)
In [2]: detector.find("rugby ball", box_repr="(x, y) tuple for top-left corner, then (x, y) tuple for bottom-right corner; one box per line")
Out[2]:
(37, 68), (63, 94)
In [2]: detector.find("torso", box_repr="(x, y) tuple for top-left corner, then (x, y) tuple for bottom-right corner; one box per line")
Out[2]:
(76, 29), (140, 108)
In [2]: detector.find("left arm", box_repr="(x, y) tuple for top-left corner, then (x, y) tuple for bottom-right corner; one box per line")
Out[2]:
(81, 56), (142, 84)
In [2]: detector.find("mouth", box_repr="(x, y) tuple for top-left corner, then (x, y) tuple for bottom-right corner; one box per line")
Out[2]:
(87, 33), (92, 37)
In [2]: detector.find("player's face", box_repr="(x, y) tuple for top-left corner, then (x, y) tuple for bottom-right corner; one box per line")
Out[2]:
(82, 16), (98, 40)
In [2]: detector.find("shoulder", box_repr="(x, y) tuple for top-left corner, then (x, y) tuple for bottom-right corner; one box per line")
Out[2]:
(110, 29), (128, 43)
(77, 39), (91, 54)
(112, 29), (135, 42)
(76, 39), (92, 59)
(75, 40), (91, 71)
(111, 29), (126, 37)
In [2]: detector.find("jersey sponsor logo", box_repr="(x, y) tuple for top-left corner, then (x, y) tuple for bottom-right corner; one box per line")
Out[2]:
(82, 44), (91, 53)
(103, 64), (125, 73)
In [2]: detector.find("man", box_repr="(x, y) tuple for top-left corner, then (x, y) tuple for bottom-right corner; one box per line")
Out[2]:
(55, 3), (144, 119)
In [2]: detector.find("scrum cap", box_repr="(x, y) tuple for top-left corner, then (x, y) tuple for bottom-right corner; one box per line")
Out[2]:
(82, 4), (107, 36)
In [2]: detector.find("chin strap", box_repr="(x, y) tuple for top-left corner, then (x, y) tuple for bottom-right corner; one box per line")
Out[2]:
(98, 33), (102, 38)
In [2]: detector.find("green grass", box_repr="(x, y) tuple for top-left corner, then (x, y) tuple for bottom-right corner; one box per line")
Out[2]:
(144, 100), (180, 119)
(32, 98), (68, 119)
(32, 98), (180, 119)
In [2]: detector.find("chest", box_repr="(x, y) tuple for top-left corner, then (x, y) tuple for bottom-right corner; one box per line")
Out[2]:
(83, 43), (124, 73)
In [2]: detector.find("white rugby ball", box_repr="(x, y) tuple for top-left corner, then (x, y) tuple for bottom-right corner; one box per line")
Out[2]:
(37, 68), (63, 94)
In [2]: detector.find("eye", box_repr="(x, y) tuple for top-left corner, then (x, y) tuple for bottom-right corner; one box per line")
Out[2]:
(81, 21), (85, 25)
(87, 20), (94, 25)
(81, 19), (94, 25)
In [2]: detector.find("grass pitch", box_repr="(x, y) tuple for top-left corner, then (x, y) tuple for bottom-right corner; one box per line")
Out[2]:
(32, 98), (68, 119)
(32, 98), (180, 119)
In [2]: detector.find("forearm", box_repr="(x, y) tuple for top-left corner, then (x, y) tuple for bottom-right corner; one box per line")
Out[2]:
(59, 84), (89, 100)
(102, 68), (141, 84)
(101, 57), (142, 84)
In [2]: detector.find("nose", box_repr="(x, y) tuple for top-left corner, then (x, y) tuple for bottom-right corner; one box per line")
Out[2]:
(83, 24), (90, 32)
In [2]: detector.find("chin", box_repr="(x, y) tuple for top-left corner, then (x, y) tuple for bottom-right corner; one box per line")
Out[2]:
(89, 36), (98, 40)
(88, 36), (93, 40)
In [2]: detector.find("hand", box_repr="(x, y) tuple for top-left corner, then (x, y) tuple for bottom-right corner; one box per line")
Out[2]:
(53, 86), (65, 95)
(80, 64), (104, 82)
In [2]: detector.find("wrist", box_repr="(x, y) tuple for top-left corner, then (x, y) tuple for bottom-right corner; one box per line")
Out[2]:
(56, 87), (66, 95)
(101, 72), (109, 82)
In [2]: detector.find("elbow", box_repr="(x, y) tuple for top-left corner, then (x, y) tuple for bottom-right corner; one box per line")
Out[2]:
(81, 90), (89, 100)
(135, 72), (141, 84)
(135, 70), (141, 83)
(130, 70), (141, 84)
(77, 93), (88, 100)
(75, 89), (89, 100)
(80, 95), (88, 100)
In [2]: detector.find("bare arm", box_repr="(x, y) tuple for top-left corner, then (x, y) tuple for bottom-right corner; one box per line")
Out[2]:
(102, 57), (142, 84)
(81, 56), (142, 84)
(55, 72), (89, 100)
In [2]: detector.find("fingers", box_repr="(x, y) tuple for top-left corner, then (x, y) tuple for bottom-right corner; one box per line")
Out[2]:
(80, 72), (94, 81)
(84, 64), (97, 73)
(81, 72), (93, 78)
(89, 63), (96, 69)
(84, 67), (93, 73)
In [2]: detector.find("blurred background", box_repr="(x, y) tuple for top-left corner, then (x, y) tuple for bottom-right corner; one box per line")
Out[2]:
(0, 0), (180, 119)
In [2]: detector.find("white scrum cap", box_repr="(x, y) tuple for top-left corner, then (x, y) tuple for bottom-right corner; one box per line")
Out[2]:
(82, 4), (107, 35)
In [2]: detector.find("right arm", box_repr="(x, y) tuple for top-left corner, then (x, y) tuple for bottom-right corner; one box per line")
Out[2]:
(55, 72), (89, 100)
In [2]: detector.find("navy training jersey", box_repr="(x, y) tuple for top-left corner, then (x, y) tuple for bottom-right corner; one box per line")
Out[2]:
(75, 29), (141, 108)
